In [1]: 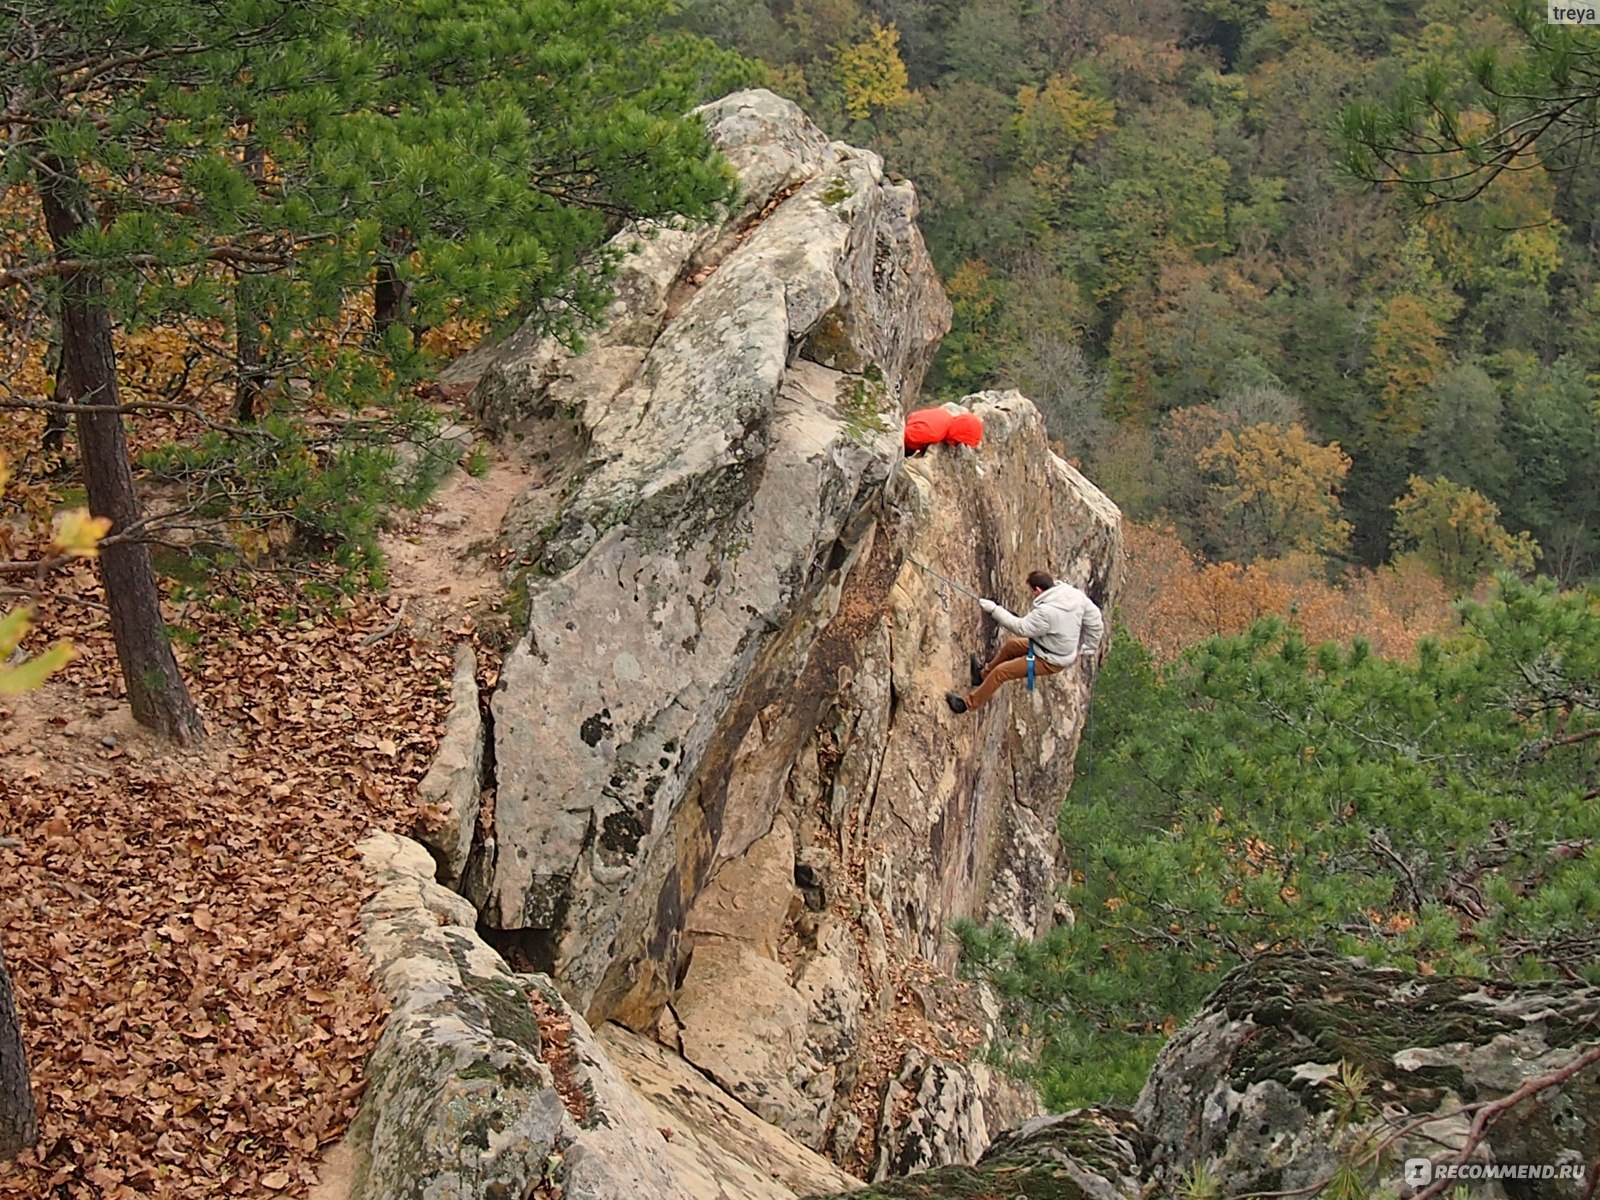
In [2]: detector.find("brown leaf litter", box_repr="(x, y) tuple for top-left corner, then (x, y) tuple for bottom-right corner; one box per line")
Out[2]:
(0, 457), (525, 1199)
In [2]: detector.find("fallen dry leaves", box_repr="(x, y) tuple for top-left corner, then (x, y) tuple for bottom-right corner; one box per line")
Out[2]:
(0, 560), (459, 1199)
(526, 992), (589, 1124)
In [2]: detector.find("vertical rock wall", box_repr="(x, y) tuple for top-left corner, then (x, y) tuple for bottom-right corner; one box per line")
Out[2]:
(424, 89), (1123, 1174)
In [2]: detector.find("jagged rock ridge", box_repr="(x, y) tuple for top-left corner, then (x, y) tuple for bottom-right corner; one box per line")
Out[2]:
(347, 832), (859, 1200)
(343, 86), (1600, 1200)
(416, 86), (1124, 1176)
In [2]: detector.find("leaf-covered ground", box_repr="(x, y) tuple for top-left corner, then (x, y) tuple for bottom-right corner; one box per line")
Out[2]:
(0, 533), (496, 1198)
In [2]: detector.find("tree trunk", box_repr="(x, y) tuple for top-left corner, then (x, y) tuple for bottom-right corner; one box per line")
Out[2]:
(373, 257), (406, 337)
(0, 944), (36, 1161)
(373, 230), (414, 347)
(235, 275), (266, 423)
(38, 159), (206, 744)
(234, 142), (268, 424)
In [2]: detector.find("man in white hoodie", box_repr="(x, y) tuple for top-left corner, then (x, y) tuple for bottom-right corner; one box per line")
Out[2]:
(946, 569), (1104, 714)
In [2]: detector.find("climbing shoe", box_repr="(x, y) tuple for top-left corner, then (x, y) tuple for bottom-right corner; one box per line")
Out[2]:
(969, 653), (985, 688)
(945, 691), (968, 714)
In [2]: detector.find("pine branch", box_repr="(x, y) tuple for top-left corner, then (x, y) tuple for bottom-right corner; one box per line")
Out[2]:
(0, 245), (292, 289)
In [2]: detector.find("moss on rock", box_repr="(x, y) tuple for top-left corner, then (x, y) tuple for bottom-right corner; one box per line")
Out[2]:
(804, 1109), (1143, 1200)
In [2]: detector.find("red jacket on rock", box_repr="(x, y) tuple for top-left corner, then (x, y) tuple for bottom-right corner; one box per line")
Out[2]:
(903, 408), (982, 453)
(903, 407), (953, 453)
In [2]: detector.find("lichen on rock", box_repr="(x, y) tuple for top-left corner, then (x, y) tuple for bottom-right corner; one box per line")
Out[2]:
(1136, 951), (1600, 1199)
(446, 86), (1124, 1172)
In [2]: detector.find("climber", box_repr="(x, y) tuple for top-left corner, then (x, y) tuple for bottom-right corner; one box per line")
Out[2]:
(945, 570), (1103, 714)
(903, 407), (983, 455)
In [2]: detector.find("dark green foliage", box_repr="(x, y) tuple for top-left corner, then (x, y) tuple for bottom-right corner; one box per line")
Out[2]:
(139, 404), (446, 586)
(340, 0), (749, 340)
(2, 0), (747, 572)
(961, 580), (1600, 1107)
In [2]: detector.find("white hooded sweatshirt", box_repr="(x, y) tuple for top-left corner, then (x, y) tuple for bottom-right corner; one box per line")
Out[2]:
(988, 582), (1104, 667)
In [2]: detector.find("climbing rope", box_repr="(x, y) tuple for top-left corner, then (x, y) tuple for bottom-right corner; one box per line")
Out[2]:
(904, 555), (983, 601)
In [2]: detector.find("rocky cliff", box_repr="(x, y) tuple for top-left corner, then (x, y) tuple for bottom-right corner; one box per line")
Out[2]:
(806, 953), (1600, 1200)
(408, 87), (1124, 1178)
(346, 832), (861, 1200)
(347, 840), (1600, 1200)
(344, 88), (1598, 1200)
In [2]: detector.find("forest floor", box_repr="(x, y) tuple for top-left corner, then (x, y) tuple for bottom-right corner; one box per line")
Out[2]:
(0, 438), (527, 1199)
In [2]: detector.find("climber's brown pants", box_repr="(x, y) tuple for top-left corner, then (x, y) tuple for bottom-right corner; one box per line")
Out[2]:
(966, 637), (1061, 710)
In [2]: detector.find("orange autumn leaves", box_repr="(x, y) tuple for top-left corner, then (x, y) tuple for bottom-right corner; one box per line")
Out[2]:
(1120, 522), (1455, 663)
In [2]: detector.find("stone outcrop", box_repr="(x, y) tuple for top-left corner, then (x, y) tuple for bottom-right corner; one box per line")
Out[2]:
(599, 1024), (861, 1200)
(438, 86), (1125, 1171)
(379, 93), (1600, 1200)
(1137, 952), (1600, 1199)
(346, 831), (861, 1200)
(350, 838), (1600, 1200)
(413, 644), (483, 889)
(805, 1107), (1146, 1200)
(347, 831), (605, 1199)
(806, 953), (1600, 1200)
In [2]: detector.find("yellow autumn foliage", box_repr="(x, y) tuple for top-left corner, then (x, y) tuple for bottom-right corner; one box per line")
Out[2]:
(1390, 475), (1539, 588)
(1196, 422), (1353, 560)
(1365, 293), (1447, 435)
(834, 23), (910, 120)
(1013, 74), (1116, 174)
(0, 453), (105, 695)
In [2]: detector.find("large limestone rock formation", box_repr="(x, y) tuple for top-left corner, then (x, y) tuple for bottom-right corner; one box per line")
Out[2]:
(806, 953), (1600, 1200)
(371, 94), (1598, 1200)
(429, 87), (1125, 1171)
(347, 831), (860, 1200)
(347, 837), (1600, 1200)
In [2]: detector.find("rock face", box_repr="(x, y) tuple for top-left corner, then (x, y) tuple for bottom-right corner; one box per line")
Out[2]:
(804, 1107), (1147, 1200)
(346, 831), (859, 1200)
(413, 644), (483, 889)
(805, 953), (1600, 1200)
(379, 84), (1595, 1200)
(1137, 952), (1600, 1199)
(599, 1023), (862, 1199)
(348, 831), (588, 1200)
(446, 87), (1125, 1169)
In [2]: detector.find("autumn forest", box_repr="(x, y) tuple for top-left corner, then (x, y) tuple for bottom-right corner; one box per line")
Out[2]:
(2, 0), (1599, 1190)
(676, 0), (1600, 609)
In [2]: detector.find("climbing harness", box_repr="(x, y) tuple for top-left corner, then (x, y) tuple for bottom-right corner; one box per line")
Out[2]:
(1026, 640), (1036, 692)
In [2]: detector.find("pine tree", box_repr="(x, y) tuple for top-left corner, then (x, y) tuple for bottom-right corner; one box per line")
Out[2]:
(0, 0), (742, 740)
(2, 0), (374, 739)
(347, 0), (745, 341)
(964, 579), (1600, 1107)
(1343, 12), (1600, 203)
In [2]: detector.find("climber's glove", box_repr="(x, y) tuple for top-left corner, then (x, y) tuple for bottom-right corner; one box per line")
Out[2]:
(978, 598), (997, 615)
